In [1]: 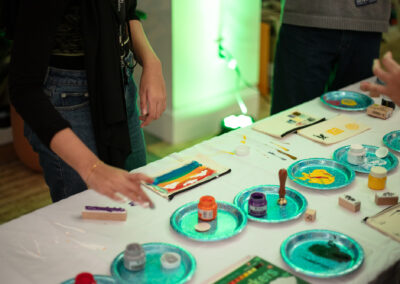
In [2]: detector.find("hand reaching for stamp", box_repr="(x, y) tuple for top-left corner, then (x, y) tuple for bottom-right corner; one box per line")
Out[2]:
(360, 51), (400, 107)
(86, 162), (154, 208)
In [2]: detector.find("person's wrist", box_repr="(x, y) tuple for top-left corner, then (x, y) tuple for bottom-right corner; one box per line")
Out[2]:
(84, 160), (103, 185)
(142, 55), (161, 69)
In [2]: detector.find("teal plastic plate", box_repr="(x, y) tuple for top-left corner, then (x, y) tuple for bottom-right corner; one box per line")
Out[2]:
(320, 91), (373, 111)
(333, 144), (398, 173)
(383, 130), (400, 152)
(288, 158), (355, 190)
(281, 230), (364, 278)
(62, 275), (116, 284)
(170, 201), (247, 241)
(111, 243), (196, 284)
(233, 185), (307, 223)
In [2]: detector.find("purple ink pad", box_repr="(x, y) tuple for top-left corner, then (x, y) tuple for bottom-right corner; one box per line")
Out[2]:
(248, 192), (267, 217)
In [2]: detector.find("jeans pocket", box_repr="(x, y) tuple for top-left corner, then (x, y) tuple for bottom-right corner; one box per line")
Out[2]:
(51, 92), (90, 111)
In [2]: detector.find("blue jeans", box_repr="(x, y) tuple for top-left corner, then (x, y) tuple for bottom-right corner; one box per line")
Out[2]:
(25, 56), (146, 202)
(124, 52), (147, 171)
(271, 24), (382, 115)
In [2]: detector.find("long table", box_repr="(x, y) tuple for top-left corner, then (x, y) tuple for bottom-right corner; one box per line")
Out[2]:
(1, 78), (399, 283)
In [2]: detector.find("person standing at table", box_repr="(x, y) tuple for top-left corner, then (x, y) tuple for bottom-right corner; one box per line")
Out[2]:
(8, 0), (167, 205)
(360, 51), (400, 107)
(270, 0), (391, 115)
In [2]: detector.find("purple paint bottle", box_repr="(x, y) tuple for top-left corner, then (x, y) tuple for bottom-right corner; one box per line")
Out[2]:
(248, 192), (267, 217)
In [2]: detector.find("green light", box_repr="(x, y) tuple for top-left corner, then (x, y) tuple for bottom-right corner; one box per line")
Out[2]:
(172, 0), (259, 115)
(227, 58), (237, 70)
(223, 114), (254, 130)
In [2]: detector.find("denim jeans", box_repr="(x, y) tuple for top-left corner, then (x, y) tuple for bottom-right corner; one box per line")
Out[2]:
(271, 24), (382, 115)
(123, 52), (147, 171)
(25, 53), (146, 202)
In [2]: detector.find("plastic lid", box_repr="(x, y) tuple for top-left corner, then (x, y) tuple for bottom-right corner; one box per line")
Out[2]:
(235, 145), (250, 156)
(161, 252), (181, 269)
(375, 147), (389, 158)
(370, 166), (387, 178)
(349, 144), (365, 154)
(74, 272), (96, 284)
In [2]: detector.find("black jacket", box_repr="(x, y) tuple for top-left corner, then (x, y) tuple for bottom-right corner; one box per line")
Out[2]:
(9, 0), (139, 168)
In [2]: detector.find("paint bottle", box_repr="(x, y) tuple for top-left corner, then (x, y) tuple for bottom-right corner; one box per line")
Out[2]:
(248, 192), (267, 217)
(124, 243), (146, 271)
(347, 144), (366, 165)
(198, 195), (217, 221)
(74, 272), (96, 284)
(368, 166), (387, 190)
(381, 95), (395, 110)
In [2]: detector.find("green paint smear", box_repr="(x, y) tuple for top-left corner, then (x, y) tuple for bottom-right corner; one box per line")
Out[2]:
(308, 241), (352, 263)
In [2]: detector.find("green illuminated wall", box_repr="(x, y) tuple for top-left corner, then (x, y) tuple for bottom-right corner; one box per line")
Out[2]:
(172, 0), (260, 115)
(137, 0), (260, 143)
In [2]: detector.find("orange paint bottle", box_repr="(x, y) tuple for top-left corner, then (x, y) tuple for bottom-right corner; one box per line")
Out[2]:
(198, 195), (217, 221)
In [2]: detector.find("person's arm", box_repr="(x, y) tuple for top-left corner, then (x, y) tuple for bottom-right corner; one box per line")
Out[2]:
(50, 128), (154, 205)
(129, 19), (166, 127)
(9, 1), (154, 206)
(360, 51), (400, 106)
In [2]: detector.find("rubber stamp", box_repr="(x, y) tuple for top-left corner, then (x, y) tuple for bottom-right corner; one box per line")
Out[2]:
(339, 195), (360, 212)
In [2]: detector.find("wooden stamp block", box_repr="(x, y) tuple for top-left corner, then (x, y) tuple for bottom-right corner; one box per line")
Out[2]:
(375, 192), (399, 206)
(339, 195), (360, 212)
(304, 209), (316, 222)
(81, 206), (127, 221)
(366, 104), (393, 120)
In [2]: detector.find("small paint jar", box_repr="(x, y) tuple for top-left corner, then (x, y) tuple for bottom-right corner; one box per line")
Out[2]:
(347, 144), (366, 165)
(248, 192), (267, 217)
(368, 166), (387, 190)
(198, 195), (217, 221)
(381, 95), (395, 110)
(124, 243), (146, 271)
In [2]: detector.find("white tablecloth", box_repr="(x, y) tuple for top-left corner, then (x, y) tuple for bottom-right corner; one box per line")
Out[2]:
(1, 78), (399, 284)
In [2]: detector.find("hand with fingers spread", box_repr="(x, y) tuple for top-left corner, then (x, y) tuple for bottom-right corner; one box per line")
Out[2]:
(360, 51), (400, 106)
(86, 161), (154, 208)
(139, 60), (167, 127)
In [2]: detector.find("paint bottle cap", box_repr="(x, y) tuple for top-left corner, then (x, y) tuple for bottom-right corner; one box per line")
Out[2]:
(235, 145), (250, 156)
(74, 272), (96, 284)
(198, 196), (217, 210)
(370, 166), (387, 178)
(349, 144), (365, 154)
(161, 252), (181, 269)
(124, 243), (146, 271)
(195, 222), (211, 232)
(375, 147), (389, 159)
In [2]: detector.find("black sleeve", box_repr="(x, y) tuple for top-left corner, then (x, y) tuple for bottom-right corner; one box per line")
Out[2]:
(127, 0), (139, 21)
(9, 0), (72, 148)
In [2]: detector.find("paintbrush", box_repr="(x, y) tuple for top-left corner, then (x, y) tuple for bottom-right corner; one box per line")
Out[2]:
(277, 149), (297, 160)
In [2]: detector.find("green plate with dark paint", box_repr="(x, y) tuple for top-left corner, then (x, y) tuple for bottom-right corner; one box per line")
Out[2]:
(281, 230), (364, 278)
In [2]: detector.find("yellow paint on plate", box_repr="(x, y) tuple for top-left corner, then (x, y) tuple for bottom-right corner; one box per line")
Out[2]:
(297, 169), (335, 185)
(341, 99), (357, 106)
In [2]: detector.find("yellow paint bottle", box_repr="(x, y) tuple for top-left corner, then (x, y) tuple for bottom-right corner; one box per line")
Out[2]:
(368, 166), (387, 190)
